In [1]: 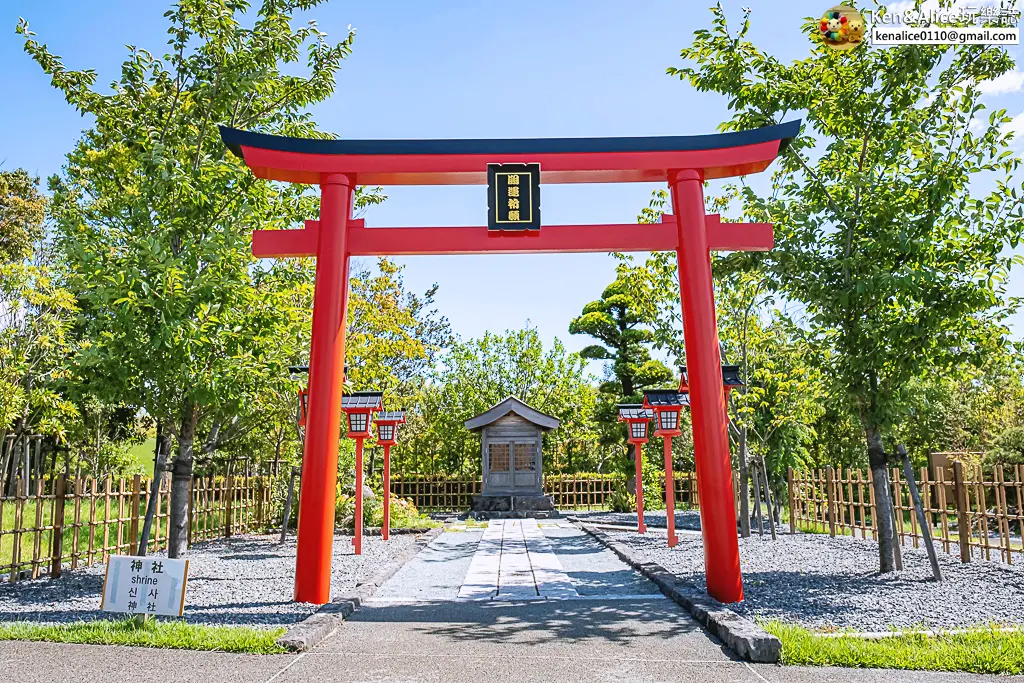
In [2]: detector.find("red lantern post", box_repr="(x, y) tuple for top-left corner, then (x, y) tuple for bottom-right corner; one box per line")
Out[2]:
(617, 404), (653, 534)
(341, 391), (383, 556)
(373, 411), (406, 541)
(643, 391), (686, 548)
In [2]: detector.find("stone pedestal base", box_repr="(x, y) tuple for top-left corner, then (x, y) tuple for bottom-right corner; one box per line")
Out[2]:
(470, 495), (558, 519)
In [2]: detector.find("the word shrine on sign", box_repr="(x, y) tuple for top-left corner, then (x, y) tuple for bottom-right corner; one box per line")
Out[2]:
(487, 163), (541, 231)
(100, 555), (190, 617)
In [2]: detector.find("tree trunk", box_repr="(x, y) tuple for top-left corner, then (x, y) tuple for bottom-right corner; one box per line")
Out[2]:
(738, 426), (750, 537)
(168, 406), (199, 559)
(758, 455), (777, 541)
(866, 424), (896, 573)
(751, 460), (764, 536)
(0, 430), (9, 495)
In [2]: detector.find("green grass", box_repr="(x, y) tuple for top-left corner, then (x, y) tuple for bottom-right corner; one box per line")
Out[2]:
(128, 437), (158, 477)
(763, 621), (1024, 675)
(0, 618), (287, 654)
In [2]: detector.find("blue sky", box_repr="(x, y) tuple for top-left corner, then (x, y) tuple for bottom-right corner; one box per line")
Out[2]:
(2, 0), (1022, 366)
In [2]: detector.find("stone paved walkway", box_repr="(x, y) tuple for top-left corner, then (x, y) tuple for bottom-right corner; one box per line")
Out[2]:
(459, 519), (578, 599)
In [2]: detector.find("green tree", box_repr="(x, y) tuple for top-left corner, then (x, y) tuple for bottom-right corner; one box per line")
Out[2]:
(569, 274), (673, 398)
(671, 3), (1024, 571)
(0, 170), (78, 490)
(986, 425), (1024, 466)
(400, 327), (599, 476)
(17, 0), (377, 557)
(569, 272), (673, 480)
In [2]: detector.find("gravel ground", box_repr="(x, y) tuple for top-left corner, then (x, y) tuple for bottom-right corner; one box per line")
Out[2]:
(607, 528), (1024, 631)
(0, 533), (417, 627)
(572, 509), (704, 531)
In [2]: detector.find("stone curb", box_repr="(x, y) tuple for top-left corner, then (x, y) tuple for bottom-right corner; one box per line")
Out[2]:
(577, 522), (781, 664)
(277, 527), (445, 652)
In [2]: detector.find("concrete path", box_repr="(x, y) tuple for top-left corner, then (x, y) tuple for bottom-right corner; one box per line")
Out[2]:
(0, 521), (1012, 682)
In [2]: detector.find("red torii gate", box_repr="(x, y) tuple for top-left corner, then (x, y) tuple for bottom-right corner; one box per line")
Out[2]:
(220, 120), (800, 606)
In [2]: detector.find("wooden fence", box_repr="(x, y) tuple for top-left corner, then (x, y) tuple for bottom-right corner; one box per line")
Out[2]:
(0, 471), (274, 583)
(788, 463), (1024, 565)
(390, 472), (700, 512)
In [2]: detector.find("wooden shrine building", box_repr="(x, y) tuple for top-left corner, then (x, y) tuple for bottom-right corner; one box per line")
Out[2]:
(464, 396), (559, 516)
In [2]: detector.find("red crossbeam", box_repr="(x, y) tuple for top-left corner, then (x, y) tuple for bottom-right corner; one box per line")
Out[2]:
(251, 215), (772, 258)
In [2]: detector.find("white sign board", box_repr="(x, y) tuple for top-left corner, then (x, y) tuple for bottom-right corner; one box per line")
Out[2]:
(100, 556), (189, 617)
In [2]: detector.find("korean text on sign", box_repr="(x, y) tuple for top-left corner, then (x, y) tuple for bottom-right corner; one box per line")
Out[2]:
(100, 555), (189, 617)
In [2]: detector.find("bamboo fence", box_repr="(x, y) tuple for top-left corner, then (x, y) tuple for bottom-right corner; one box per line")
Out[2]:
(389, 472), (700, 512)
(788, 463), (1024, 566)
(0, 470), (274, 584)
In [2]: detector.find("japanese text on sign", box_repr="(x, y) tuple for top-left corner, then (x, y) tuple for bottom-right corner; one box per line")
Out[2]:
(100, 555), (189, 617)
(487, 163), (541, 231)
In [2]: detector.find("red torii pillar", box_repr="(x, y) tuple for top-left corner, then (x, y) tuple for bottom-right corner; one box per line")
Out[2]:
(671, 170), (739, 602)
(297, 174), (353, 602)
(221, 120), (800, 605)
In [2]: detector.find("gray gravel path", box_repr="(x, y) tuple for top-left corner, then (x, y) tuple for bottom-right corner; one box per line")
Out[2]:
(608, 528), (1024, 631)
(538, 522), (661, 596)
(375, 530), (482, 601)
(0, 533), (416, 626)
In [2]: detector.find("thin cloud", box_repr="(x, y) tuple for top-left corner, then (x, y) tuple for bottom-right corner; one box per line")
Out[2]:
(979, 70), (1024, 96)
(1007, 110), (1024, 144)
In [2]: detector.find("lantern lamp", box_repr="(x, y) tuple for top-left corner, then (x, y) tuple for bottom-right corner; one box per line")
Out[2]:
(341, 391), (383, 438)
(617, 403), (653, 535)
(678, 364), (746, 397)
(374, 411), (406, 446)
(642, 390), (685, 438)
(617, 404), (653, 445)
(722, 364), (744, 396)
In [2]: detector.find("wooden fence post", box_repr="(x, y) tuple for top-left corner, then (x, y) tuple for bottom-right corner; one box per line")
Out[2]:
(50, 473), (67, 578)
(225, 471), (234, 538)
(788, 467), (796, 533)
(825, 466), (837, 537)
(952, 460), (971, 564)
(255, 477), (264, 529)
(10, 478), (25, 581)
(128, 474), (142, 555)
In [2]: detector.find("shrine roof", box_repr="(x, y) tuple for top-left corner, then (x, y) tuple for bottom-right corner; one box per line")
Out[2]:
(464, 396), (560, 432)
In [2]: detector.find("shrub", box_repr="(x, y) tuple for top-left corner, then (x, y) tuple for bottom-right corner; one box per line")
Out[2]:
(607, 484), (635, 513)
(641, 457), (666, 511)
(985, 426), (1024, 466)
(335, 484), (431, 530)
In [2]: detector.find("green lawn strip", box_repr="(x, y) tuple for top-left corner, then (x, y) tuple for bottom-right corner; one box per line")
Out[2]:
(0, 618), (287, 654)
(762, 621), (1024, 675)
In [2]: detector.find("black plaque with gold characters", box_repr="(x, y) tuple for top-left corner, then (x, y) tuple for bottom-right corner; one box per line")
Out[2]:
(487, 163), (541, 231)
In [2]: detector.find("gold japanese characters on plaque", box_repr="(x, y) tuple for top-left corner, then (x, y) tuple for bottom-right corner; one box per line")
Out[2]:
(487, 163), (541, 231)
